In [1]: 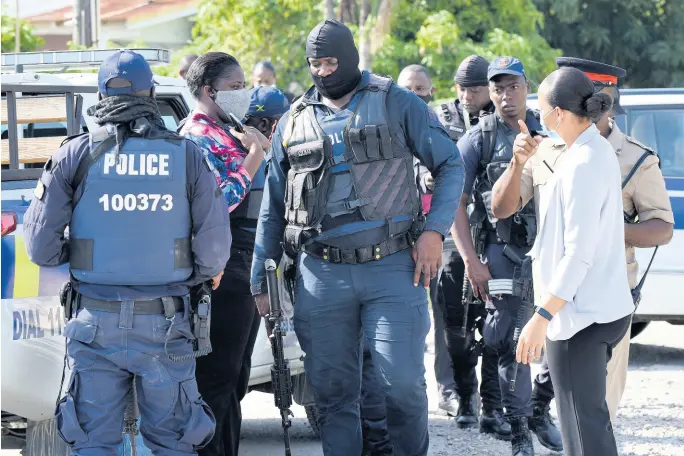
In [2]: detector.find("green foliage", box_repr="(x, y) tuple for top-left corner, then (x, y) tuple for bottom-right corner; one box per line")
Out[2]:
(178, 0), (561, 97)
(535, 0), (684, 87)
(373, 1), (560, 98)
(181, 0), (323, 94)
(1, 15), (44, 53)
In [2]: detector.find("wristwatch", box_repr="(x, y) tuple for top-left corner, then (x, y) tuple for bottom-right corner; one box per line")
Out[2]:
(535, 306), (554, 322)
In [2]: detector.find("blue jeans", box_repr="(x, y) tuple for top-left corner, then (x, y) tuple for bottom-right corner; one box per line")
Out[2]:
(55, 301), (215, 456)
(293, 249), (430, 456)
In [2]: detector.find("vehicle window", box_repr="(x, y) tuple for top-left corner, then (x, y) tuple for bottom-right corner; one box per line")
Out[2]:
(628, 108), (684, 177)
(158, 98), (183, 131)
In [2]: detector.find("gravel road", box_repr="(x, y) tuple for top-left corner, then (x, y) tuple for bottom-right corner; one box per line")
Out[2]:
(236, 321), (684, 456)
(3, 322), (682, 456)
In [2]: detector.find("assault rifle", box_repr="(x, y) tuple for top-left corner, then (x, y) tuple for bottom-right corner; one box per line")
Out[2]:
(461, 217), (488, 337)
(265, 259), (294, 456)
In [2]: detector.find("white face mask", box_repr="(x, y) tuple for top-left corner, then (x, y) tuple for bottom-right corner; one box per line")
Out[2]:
(541, 107), (562, 137)
(214, 89), (251, 121)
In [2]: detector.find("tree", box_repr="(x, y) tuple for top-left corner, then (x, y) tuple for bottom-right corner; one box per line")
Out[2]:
(179, 0), (560, 98)
(372, 1), (561, 98)
(1, 15), (44, 53)
(534, 0), (684, 88)
(187, 0), (323, 95)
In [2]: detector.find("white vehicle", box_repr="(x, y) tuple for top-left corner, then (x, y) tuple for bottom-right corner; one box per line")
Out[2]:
(1, 49), (316, 454)
(528, 89), (684, 338)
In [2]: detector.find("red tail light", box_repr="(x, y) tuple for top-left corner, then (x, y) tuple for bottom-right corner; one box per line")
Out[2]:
(1, 211), (18, 237)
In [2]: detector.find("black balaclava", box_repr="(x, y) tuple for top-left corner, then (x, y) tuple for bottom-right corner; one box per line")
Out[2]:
(306, 19), (362, 100)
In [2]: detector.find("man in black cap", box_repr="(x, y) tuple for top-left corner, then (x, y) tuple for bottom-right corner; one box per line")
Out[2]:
(425, 55), (509, 437)
(492, 57), (674, 451)
(24, 50), (230, 455)
(251, 19), (463, 456)
(452, 56), (541, 456)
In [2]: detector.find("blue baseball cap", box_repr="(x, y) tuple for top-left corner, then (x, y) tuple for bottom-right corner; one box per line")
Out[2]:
(488, 56), (526, 81)
(97, 49), (156, 96)
(245, 86), (290, 119)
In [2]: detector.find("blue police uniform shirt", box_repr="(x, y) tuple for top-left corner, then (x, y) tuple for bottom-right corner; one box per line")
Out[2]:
(456, 109), (542, 283)
(23, 134), (232, 300)
(458, 109), (542, 195)
(250, 71), (465, 295)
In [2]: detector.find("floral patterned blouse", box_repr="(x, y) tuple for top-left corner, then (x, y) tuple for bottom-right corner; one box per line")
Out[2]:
(181, 111), (252, 212)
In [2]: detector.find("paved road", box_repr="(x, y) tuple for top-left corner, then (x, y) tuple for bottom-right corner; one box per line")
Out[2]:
(4, 321), (683, 455)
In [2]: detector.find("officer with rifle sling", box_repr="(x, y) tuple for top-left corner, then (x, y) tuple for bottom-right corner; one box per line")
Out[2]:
(417, 55), (509, 438)
(23, 50), (231, 455)
(492, 58), (674, 427)
(251, 20), (462, 456)
(451, 56), (544, 456)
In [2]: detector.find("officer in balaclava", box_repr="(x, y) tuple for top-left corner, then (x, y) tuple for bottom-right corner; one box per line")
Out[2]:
(251, 19), (463, 456)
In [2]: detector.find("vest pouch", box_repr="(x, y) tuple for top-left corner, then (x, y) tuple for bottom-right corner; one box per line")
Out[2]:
(288, 140), (327, 173)
(347, 125), (393, 163)
(485, 161), (509, 186)
(285, 140), (330, 228)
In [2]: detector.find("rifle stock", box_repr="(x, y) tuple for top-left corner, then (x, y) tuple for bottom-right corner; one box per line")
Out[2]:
(265, 259), (294, 456)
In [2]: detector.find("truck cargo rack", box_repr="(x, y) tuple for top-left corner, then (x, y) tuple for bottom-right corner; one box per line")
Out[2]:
(1, 48), (170, 73)
(1, 83), (97, 182)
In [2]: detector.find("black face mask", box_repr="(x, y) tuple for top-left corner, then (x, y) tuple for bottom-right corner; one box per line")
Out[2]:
(306, 20), (362, 100)
(418, 94), (433, 104)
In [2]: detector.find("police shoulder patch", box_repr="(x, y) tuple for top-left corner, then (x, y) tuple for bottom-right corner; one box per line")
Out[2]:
(625, 136), (656, 154)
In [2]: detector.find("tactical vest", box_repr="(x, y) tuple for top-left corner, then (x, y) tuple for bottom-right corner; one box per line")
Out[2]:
(470, 113), (537, 247)
(230, 152), (266, 231)
(282, 74), (420, 252)
(439, 101), (468, 142)
(70, 125), (193, 285)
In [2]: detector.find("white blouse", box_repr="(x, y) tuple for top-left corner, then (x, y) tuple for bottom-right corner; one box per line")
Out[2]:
(529, 124), (634, 341)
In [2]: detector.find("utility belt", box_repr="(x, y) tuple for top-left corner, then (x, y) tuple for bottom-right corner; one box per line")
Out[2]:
(59, 281), (212, 361)
(303, 230), (414, 265)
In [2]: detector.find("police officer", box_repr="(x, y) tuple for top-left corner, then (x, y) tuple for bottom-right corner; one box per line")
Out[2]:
(251, 20), (462, 456)
(243, 86), (291, 137)
(428, 56), (510, 438)
(396, 63), (459, 419)
(491, 57), (674, 427)
(23, 50), (231, 455)
(452, 56), (539, 456)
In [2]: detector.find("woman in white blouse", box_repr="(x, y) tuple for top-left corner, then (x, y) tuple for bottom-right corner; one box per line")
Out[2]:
(513, 67), (634, 456)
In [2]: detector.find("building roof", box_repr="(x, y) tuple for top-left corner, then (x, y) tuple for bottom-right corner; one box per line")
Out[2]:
(27, 0), (197, 25)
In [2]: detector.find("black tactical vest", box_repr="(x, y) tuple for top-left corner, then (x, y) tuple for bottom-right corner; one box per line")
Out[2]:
(438, 101), (468, 142)
(470, 112), (537, 248)
(281, 74), (420, 252)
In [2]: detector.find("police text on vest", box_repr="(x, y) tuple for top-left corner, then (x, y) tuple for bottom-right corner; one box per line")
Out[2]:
(98, 193), (173, 212)
(102, 153), (170, 176)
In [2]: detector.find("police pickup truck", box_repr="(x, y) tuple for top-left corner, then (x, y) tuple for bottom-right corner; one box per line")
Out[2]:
(1, 49), (314, 454)
(528, 89), (684, 339)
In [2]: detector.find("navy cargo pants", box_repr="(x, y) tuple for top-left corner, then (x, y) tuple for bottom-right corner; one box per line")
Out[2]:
(56, 301), (215, 456)
(294, 249), (430, 456)
(481, 244), (532, 419)
(434, 248), (501, 411)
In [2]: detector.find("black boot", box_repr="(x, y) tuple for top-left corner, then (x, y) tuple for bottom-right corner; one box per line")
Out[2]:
(479, 408), (512, 441)
(510, 417), (534, 456)
(529, 400), (563, 452)
(455, 394), (478, 429)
